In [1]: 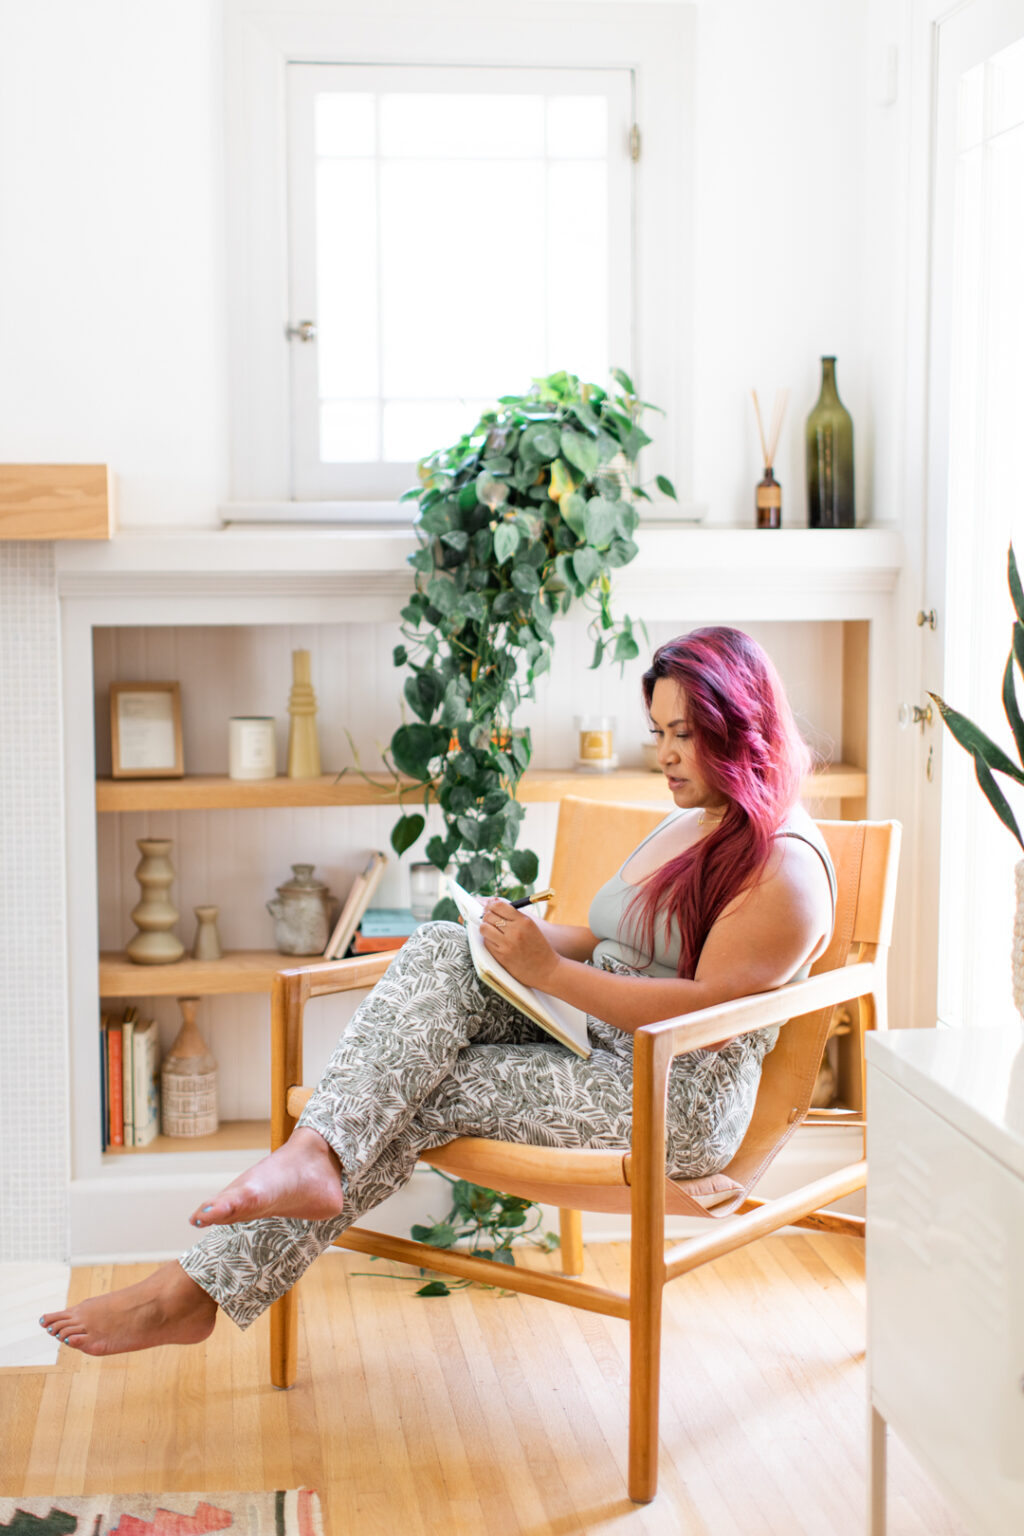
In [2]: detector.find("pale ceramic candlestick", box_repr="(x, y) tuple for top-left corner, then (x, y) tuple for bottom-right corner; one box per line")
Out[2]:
(192, 904), (223, 961)
(286, 648), (322, 778)
(126, 837), (185, 965)
(161, 996), (219, 1138)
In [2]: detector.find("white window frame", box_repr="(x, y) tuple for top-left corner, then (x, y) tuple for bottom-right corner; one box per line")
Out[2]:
(222, 0), (693, 523)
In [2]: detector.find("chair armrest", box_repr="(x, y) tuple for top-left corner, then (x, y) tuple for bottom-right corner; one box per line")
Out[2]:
(635, 959), (878, 1060)
(276, 951), (392, 997)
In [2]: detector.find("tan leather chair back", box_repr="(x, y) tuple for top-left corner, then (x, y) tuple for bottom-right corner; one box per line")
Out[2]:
(722, 819), (901, 1201)
(546, 797), (667, 928)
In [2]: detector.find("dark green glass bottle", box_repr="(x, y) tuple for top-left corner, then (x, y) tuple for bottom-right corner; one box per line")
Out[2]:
(806, 356), (854, 527)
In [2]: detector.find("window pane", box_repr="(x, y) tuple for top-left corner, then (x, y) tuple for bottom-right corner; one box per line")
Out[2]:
(379, 93), (544, 158)
(382, 398), (493, 462)
(546, 161), (608, 380)
(546, 95), (608, 158)
(316, 161), (378, 398)
(989, 35), (1024, 137)
(320, 399), (380, 461)
(379, 159), (546, 399)
(316, 93), (376, 157)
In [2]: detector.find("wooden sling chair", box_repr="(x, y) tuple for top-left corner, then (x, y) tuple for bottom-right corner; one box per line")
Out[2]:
(268, 796), (901, 1503)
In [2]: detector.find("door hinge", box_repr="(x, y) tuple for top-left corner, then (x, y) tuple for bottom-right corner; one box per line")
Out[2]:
(629, 123), (641, 162)
(285, 319), (317, 344)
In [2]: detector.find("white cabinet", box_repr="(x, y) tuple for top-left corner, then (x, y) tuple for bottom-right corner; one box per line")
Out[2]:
(866, 1027), (1024, 1536)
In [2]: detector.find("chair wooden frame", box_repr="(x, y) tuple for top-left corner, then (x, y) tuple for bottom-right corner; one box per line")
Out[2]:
(267, 802), (901, 1503)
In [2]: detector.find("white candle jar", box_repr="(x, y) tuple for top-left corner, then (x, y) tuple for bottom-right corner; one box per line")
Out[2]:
(229, 716), (277, 781)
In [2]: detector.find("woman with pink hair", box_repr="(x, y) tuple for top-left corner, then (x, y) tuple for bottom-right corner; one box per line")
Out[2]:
(43, 627), (834, 1356)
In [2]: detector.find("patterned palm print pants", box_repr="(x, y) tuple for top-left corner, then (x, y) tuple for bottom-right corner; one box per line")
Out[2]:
(179, 922), (774, 1328)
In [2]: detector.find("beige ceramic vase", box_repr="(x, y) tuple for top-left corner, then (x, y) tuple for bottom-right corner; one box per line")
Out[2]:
(126, 837), (185, 965)
(161, 997), (219, 1138)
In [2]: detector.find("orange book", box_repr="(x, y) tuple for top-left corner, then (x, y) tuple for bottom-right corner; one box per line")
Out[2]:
(352, 931), (410, 954)
(107, 1021), (124, 1146)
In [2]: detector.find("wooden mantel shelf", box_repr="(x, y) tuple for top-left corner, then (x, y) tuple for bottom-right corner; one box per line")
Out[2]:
(0, 463), (113, 540)
(96, 763), (866, 812)
(99, 948), (390, 997)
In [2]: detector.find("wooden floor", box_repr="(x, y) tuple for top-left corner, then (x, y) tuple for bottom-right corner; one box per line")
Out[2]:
(1, 1236), (966, 1536)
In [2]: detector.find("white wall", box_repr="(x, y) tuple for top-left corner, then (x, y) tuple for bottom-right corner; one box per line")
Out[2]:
(0, 0), (890, 531)
(0, 0), (229, 527)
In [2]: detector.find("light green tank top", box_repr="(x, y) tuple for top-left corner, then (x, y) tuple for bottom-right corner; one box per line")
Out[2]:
(588, 805), (837, 979)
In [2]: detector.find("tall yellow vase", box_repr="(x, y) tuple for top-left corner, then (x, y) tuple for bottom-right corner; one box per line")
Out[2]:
(286, 648), (322, 779)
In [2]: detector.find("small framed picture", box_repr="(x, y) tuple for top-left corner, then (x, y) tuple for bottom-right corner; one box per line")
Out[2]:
(110, 682), (184, 779)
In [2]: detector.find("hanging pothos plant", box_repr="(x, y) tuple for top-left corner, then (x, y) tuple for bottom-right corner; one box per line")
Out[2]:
(385, 367), (676, 908)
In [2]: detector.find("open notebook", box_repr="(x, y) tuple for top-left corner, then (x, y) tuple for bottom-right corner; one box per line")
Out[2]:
(446, 877), (591, 1058)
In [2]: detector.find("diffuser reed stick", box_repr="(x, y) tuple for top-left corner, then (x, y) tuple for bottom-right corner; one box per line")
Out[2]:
(751, 387), (789, 528)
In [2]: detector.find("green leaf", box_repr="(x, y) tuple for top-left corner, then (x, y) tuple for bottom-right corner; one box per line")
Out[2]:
(613, 629), (641, 663)
(392, 644), (408, 667)
(404, 669), (444, 722)
(475, 471), (509, 511)
(509, 848), (539, 884)
(391, 723), (449, 779)
(583, 496), (618, 550)
(489, 1248), (516, 1266)
(426, 576), (460, 616)
(391, 814), (425, 856)
(408, 546), (434, 574)
(426, 834), (451, 869)
(411, 1220), (457, 1247)
(458, 481), (479, 512)
(512, 563), (540, 595)
(493, 522), (520, 564)
(590, 636), (605, 669)
(431, 896), (460, 922)
(1010, 545), (1024, 625)
(611, 366), (636, 394)
(572, 546), (601, 588)
(930, 694), (1024, 784)
(520, 422), (561, 462)
(620, 423), (652, 459)
(560, 426), (600, 479)
(441, 529), (469, 555)
(1003, 648), (1024, 768)
(415, 1281), (452, 1297)
(973, 748), (1024, 850)
(656, 473), (678, 500)
(559, 490), (587, 538)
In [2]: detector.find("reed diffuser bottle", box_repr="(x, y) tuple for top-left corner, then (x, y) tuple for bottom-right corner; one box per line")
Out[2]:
(806, 356), (854, 527)
(751, 388), (788, 529)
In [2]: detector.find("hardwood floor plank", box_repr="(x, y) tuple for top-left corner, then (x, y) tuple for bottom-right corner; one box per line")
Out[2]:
(0, 1238), (969, 1535)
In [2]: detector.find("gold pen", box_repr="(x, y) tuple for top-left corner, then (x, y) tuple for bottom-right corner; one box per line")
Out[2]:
(509, 888), (555, 910)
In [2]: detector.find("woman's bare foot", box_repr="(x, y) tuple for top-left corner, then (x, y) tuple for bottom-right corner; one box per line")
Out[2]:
(39, 1261), (216, 1356)
(187, 1126), (345, 1229)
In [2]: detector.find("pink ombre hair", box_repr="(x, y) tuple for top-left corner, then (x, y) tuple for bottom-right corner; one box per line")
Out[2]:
(630, 627), (811, 979)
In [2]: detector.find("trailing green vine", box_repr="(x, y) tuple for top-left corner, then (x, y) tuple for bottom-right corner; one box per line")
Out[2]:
(386, 368), (675, 903)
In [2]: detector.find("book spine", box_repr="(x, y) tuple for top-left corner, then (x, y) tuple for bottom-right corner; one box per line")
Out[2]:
(99, 1018), (109, 1152)
(133, 1020), (160, 1147)
(107, 1023), (123, 1147)
(121, 1017), (135, 1146)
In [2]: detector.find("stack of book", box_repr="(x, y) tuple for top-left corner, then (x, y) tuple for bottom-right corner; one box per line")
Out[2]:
(100, 1008), (161, 1149)
(322, 850), (388, 958)
(352, 908), (421, 954)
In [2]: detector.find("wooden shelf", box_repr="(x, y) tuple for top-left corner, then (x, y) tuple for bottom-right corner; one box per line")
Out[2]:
(99, 948), (390, 997)
(104, 1119), (270, 1155)
(0, 462), (112, 540)
(96, 763), (867, 813)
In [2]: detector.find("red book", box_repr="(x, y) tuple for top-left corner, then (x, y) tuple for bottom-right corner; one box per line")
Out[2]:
(107, 1022), (124, 1147)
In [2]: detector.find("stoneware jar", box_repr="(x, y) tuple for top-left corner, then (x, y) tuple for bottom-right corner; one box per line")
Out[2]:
(267, 863), (336, 955)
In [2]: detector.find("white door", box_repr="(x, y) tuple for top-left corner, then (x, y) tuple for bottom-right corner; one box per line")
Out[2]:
(924, 0), (1024, 1029)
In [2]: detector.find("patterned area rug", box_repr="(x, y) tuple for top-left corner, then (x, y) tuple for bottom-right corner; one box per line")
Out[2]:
(0, 1492), (322, 1536)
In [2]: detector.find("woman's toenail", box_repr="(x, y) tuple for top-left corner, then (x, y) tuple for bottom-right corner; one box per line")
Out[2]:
(203, 1205), (213, 1212)
(193, 1218), (203, 1227)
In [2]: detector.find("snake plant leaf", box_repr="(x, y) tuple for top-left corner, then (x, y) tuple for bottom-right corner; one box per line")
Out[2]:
(1002, 648), (1024, 767)
(929, 693), (1024, 785)
(972, 748), (1024, 851)
(1010, 544), (1024, 626)
(1014, 620), (1024, 678)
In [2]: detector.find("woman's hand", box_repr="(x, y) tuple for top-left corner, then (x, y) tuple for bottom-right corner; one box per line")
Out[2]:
(479, 899), (561, 990)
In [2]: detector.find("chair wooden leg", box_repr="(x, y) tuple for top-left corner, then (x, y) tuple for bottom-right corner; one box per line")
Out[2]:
(628, 1030), (672, 1503)
(270, 1288), (298, 1389)
(558, 1207), (584, 1275)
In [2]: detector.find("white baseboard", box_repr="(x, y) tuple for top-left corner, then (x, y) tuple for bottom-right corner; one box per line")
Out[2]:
(69, 1124), (863, 1265)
